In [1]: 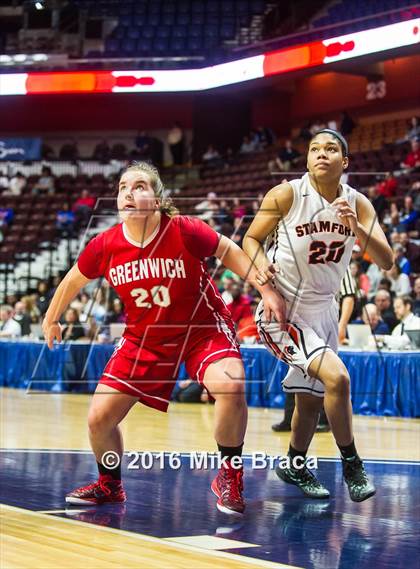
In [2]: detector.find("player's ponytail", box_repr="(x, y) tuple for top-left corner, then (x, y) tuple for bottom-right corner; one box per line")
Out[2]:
(122, 161), (179, 217)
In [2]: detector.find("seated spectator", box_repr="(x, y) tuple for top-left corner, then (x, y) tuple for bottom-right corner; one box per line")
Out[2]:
(213, 199), (232, 229)
(385, 264), (412, 296)
(194, 191), (218, 222)
(0, 175), (8, 192)
(82, 286), (107, 325)
(0, 207), (14, 228)
(340, 111), (355, 136)
(202, 145), (221, 165)
(13, 301), (32, 336)
(0, 305), (22, 338)
(352, 303), (389, 334)
(61, 308), (87, 342)
(382, 202), (401, 234)
(268, 140), (301, 173)
(413, 277), (420, 317)
(172, 379), (208, 403)
(239, 135), (256, 154)
(310, 119), (325, 135)
(5, 172), (26, 196)
(380, 296), (420, 350)
(400, 139), (420, 171)
(167, 123), (184, 165)
(376, 172), (397, 198)
(59, 140), (78, 160)
(21, 295), (41, 323)
(256, 126), (275, 148)
(35, 281), (50, 316)
(350, 261), (370, 298)
(104, 298), (126, 325)
(374, 289), (399, 330)
(56, 203), (75, 236)
(398, 196), (419, 233)
(237, 297), (261, 343)
(366, 186), (387, 220)
(393, 243), (411, 275)
(33, 166), (55, 195)
(135, 131), (152, 161)
(93, 139), (110, 162)
(227, 282), (252, 325)
(406, 116), (420, 142)
(72, 189), (96, 228)
(41, 142), (54, 159)
(366, 262), (384, 299)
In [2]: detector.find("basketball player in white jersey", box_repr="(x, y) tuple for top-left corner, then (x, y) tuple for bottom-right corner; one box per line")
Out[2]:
(243, 130), (393, 501)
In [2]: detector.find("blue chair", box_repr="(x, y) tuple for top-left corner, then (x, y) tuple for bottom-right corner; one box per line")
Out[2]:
(104, 38), (120, 54)
(162, 2), (176, 13)
(206, 0), (220, 13)
(156, 26), (171, 38)
(133, 15), (146, 27)
(113, 26), (126, 40)
(237, 1), (250, 15)
(171, 38), (186, 52)
(178, 1), (190, 13)
(142, 27), (155, 39)
(162, 13), (175, 25)
(148, 2), (162, 14)
(188, 37), (203, 51)
(127, 27), (140, 40)
(147, 14), (161, 26)
(121, 38), (136, 54)
(192, 1), (205, 13)
(189, 24), (203, 38)
(137, 38), (153, 53)
(177, 13), (190, 25)
(204, 24), (219, 37)
(153, 38), (169, 52)
(206, 14), (219, 25)
(191, 13), (205, 24)
(221, 1), (234, 13)
(172, 25), (188, 38)
(250, 0), (265, 14)
(120, 15), (131, 27)
(220, 23), (235, 40)
(134, 2), (147, 15)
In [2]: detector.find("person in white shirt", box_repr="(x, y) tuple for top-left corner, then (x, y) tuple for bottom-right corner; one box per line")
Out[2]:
(6, 172), (26, 196)
(0, 305), (22, 338)
(381, 296), (420, 349)
(385, 263), (412, 296)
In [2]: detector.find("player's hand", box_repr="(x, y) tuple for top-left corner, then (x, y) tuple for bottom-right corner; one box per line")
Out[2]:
(332, 197), (358, 233)
(255, 263), (279, 286)
(42, 319), (62, 350)
(261, 286), (287, 328)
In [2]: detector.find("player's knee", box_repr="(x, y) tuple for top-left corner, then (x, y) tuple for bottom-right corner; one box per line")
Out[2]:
(211, 377), (245, 402)
(325, 371), (350, 398)
(88, 408), (116, 435)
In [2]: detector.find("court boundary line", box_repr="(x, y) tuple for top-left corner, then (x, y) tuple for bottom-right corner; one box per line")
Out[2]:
(1, 448), (419, 465)
(0, 503), (299, 569)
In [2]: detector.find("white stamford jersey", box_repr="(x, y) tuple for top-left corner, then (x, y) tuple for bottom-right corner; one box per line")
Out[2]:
(267, 172), (358, 310)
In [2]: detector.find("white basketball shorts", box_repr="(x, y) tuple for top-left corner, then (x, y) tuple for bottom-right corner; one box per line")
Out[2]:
(256, 300), (339, 398)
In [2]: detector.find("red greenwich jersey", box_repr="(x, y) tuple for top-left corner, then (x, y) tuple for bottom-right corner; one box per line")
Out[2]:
(77, 214), (234, 343)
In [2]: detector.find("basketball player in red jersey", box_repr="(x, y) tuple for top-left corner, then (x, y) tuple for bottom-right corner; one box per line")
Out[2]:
(43, 162), (285, 515)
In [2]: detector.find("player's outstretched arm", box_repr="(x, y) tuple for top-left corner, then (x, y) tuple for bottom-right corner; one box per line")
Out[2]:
(42, 264), (92, 349)
(242, 183), (293, 283)
(215, 234), (286, 326)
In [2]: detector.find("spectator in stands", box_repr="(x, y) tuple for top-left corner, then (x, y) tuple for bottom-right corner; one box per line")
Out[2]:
(13, 301), (32, 336)
(172, 379), (205, 403)
(393, 243), (411, 275)
(4, 172), (26, 196)
(220, 274), (235, 304)
(398, 195), (419, 233)
(413, 277), (420, 317)
(340, 111), (355, 136)
(367, 186), (387, 220)
(309, 119), (325, 135)
(374, 289), (399, 330)
(383, 202), (401, 234)
(350, 261), (370, 298)
(239, 135), (257, 155)
(400, 139), (420, 172)
(62, 308), (87, 342)
(70, 291), (90, 317)
(256, 126), (275, 148)
(35, 281), (50, 316)
(406, 116), (420, 142)
(380, 296), (420, 350)
(21, 295), (41, 323)
(376, 172), (398, 198)
(135, 131), (152, 161)
(268, 140), (301, 173)
(93, 139), (110, 162)
(0, 207), (14, 227)
(72, 189), (96, 229)
(366, 262), (384, 298)
(298, 122), (312, 142)
(41, 143), (54, 159)
(202, 145), (221, 166)
(213, 199), (233, 229)
(385, 263), (412, 296)
(82, 286), (107, 325)
(167, 122), (184, 165)
(236, 297), (261, 344)
(56, 203), (75, 237)
(399, 231), (420, 273)
(226, 282), (252, 326)
(59, 139), (78, 161)
(194, 191), (218, 222)
(0, 305), (22, 338)
(104, 298), (126, 325)
(33, 166), (55, 195)
(352, 303), (389, 334)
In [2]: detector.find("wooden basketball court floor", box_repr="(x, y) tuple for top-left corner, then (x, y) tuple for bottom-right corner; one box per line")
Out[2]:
(1, 387), (419, 569)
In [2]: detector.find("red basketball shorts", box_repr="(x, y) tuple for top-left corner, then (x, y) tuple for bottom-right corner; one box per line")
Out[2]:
(99, 323), (241, 412)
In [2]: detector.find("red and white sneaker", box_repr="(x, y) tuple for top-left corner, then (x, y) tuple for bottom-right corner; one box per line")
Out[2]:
(211, 463), (245, 516)
(65, 474), (126, 506)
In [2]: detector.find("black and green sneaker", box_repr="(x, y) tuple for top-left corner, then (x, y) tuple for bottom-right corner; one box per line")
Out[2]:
(342, 457), (376, 502)
(275, 463), (330, 499)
